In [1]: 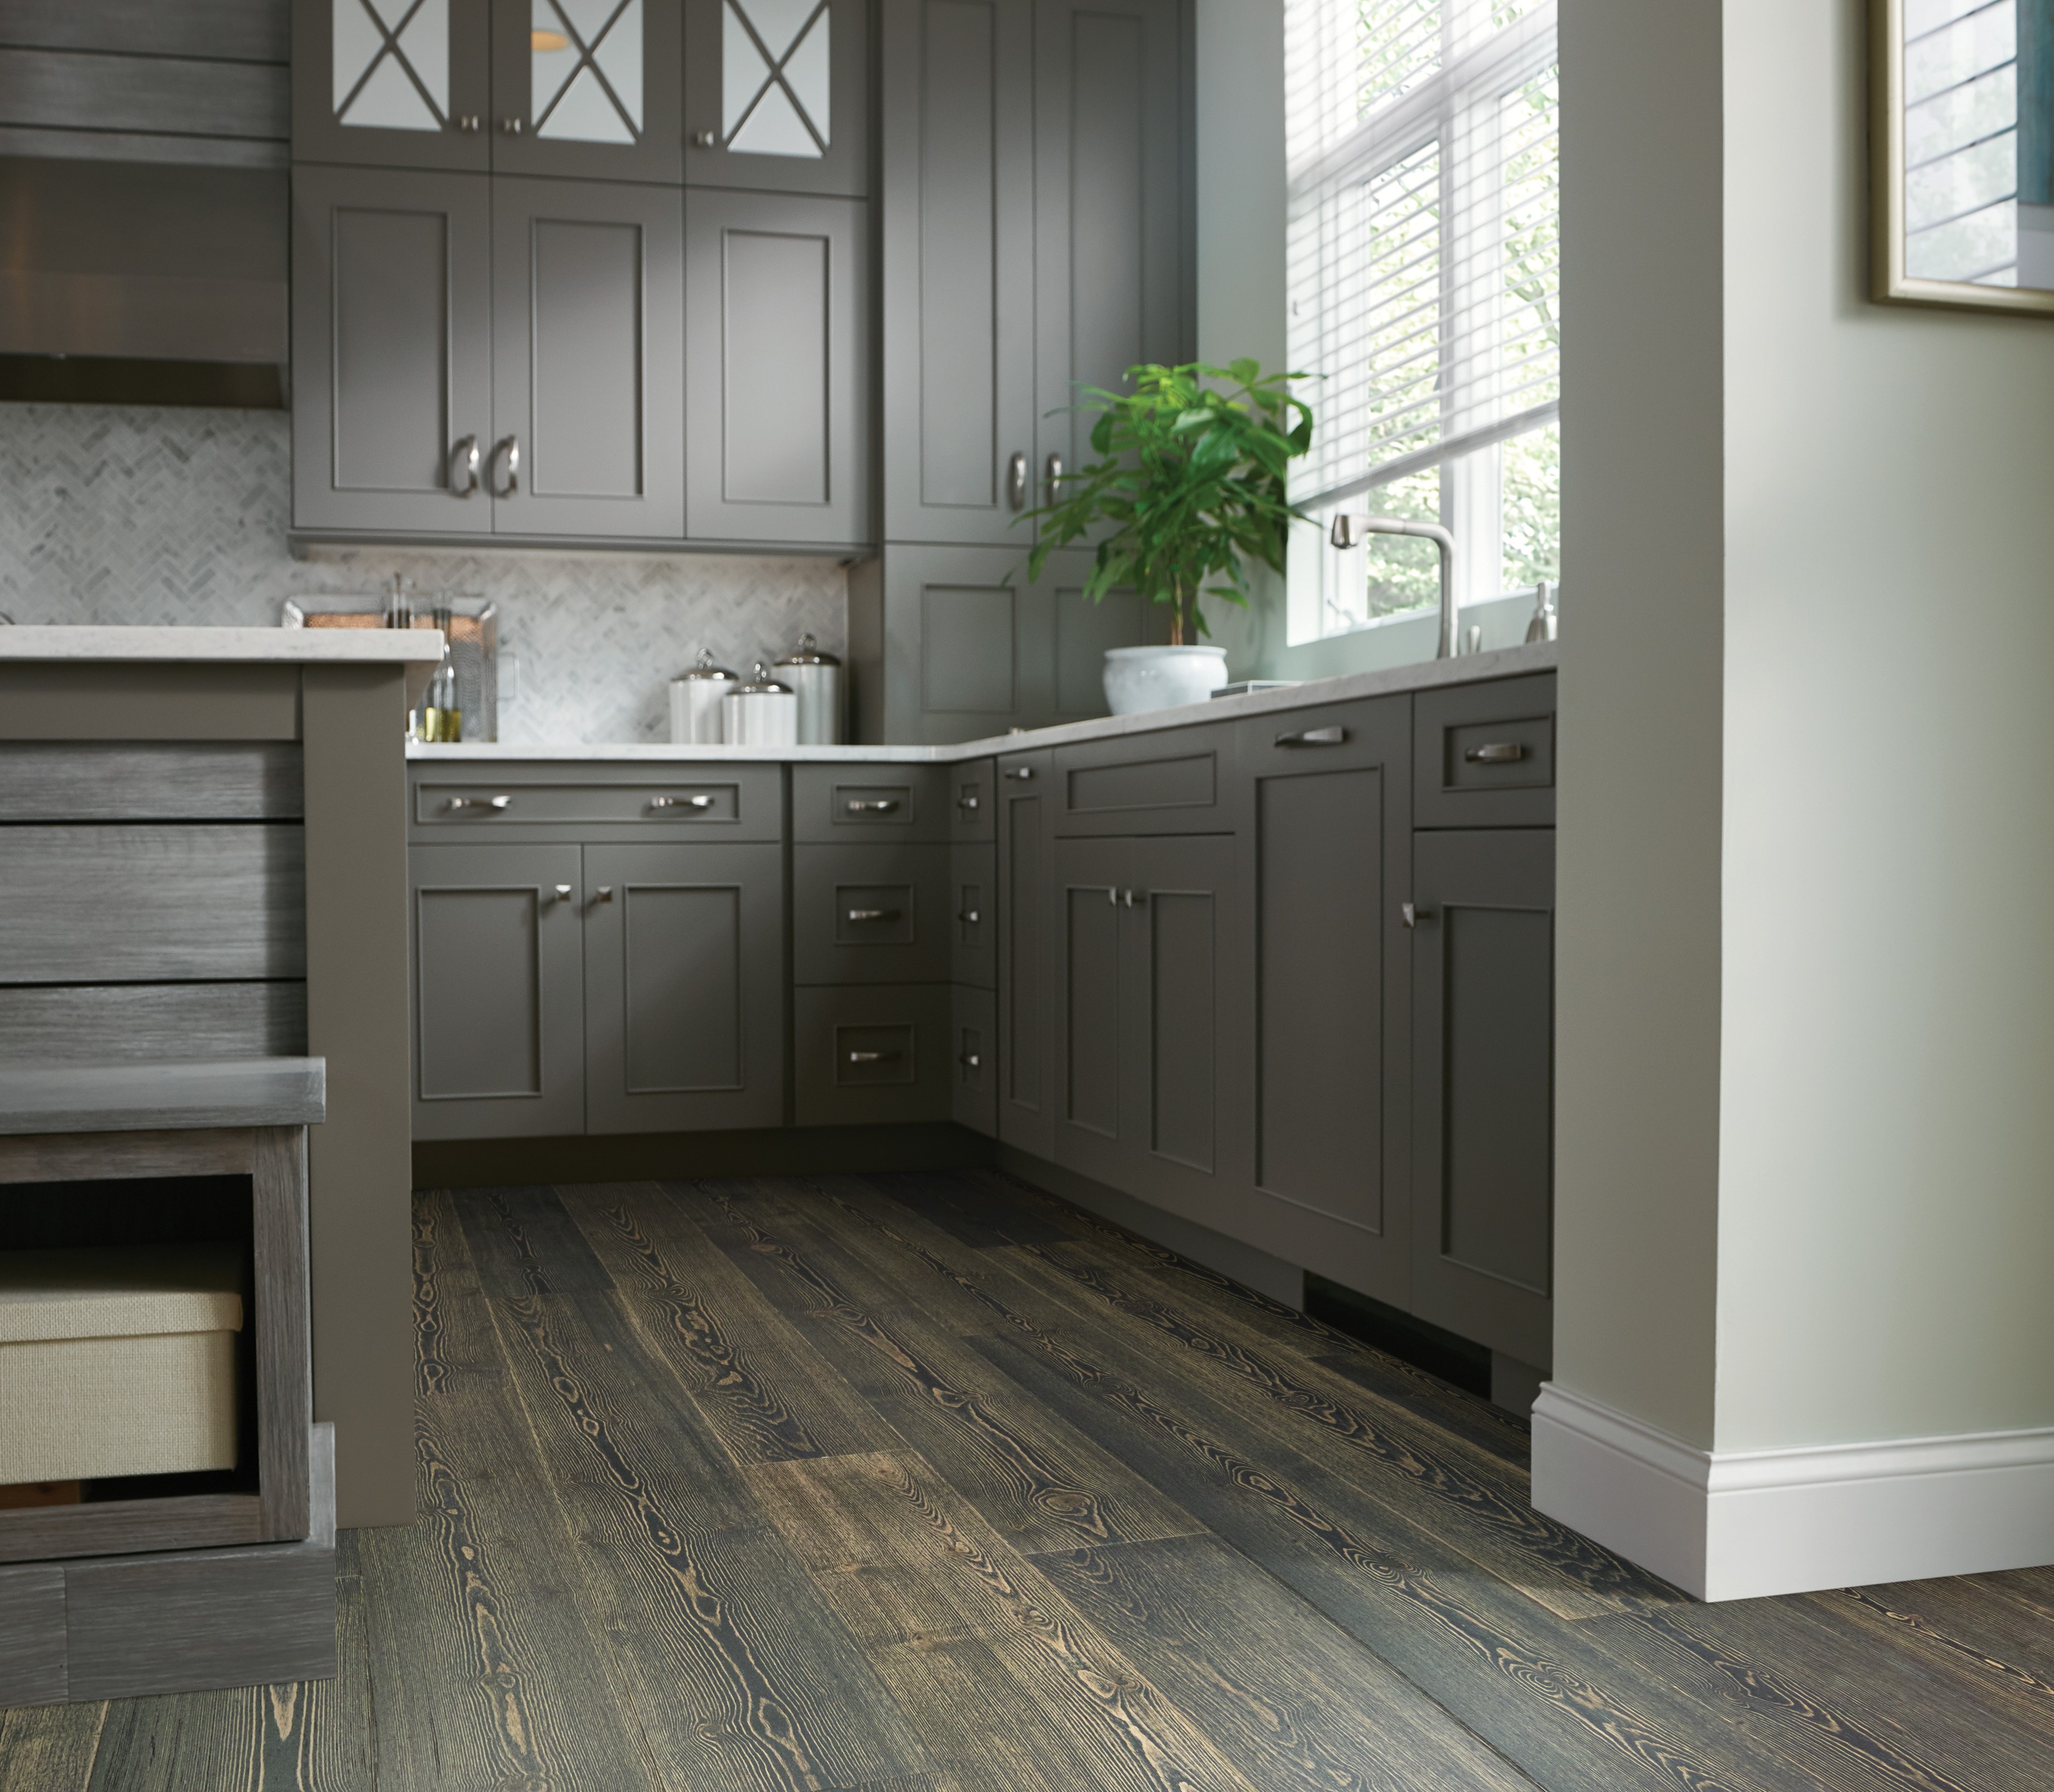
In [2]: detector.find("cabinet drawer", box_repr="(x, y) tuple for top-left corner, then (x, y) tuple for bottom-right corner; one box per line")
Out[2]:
(794, 985), (952, 1126)
(952, 985), (997, 1137)
(949, 844), (997, 990)
(410, 766), (784, 841)
(949, 759), (997, 843)
(1413, 674), (1556, 828)
(1051, 723), (1236, 835)
(792, 843), (952, 986)
(792, 765), (950, 842)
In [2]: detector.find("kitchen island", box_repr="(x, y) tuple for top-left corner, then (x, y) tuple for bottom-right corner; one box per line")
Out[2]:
(0, 627), (444, 1531)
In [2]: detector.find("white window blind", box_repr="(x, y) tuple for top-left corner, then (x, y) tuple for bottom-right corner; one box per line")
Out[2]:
(1287, 0), (1559, 511)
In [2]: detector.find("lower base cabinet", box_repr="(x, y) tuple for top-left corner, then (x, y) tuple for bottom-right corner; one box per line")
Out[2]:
(794, 985), (954, 1126)
(1409, 828), (1556, 1367)
(951, 984), (997, 1135)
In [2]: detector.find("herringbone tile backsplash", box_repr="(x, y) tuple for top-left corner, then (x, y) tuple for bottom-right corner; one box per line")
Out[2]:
(0, 402), (847, 744)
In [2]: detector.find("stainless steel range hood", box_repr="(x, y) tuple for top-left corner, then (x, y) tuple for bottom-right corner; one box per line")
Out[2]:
(0, 157), (288, 408)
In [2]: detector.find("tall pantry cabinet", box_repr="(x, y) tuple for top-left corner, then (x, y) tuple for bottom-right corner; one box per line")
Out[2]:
(851, 0), (1188, 741)
(289, 0), (871, 548)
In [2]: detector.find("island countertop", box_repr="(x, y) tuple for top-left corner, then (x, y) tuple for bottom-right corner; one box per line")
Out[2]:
(409, 639), (1559, 763)
(0, 625), (448, 706)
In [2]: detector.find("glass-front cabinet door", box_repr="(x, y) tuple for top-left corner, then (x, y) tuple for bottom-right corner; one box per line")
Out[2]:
(492, 0), (684, 181)
(684, 0), (868, 195)
(293, 0), (494, 171)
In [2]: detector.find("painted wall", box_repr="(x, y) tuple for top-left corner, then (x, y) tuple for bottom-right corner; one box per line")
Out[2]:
(1551, 0), (1727, 1449)
(1714, 0), (2054, 1450)
(0, 402), (845, 745)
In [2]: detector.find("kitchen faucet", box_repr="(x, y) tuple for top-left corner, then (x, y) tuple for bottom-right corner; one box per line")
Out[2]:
(1328, 514), (1459, 659)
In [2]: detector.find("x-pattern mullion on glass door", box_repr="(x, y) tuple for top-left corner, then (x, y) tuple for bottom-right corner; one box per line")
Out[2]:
(337, 0), (448, 126)
(726, 0), (830, 154)
(533, 0), (641, 138)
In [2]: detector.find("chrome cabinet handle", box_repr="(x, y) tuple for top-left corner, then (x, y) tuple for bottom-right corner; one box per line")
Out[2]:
(847, 798), (900, 814)
(548, 883), (573, 903)
(500, 117), (524, 135)
(1465, 741), (1527, 764)
(651, 795), (715, 810)
(1122, 889), (1138, 908)
(454, 114), (481, 132)
(847, 908), (902, 923)
(1106, 887), (1117, 906)
(448, 794), (511, 811)
(848, 1049), (900, 1064)
(1007, 452), (1028, 511)
(958, 909), (980, 925)
(961, 1053), (982, 1069)
(1403, 902), (1436, 928)
(691, 129), (717, 148)
(591, 886), (614, 905)
(1003, 766), (1035, 781)
(1276, 726), (1347, 748)
(1046, 452), (1064, 495)
(449, 434), (481, 495)
(489, 435), (520, 497)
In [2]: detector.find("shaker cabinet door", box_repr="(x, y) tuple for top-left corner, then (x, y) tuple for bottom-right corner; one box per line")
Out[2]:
(685, 0), (869, 195)
(490, 0), (684, 182)
(293, 0), (493, 172)
(1033, 0), (1185, 490)
(409, 843), (586, 1140)
(583, 843), (787, 1133)
(996, 747), (1055, 1158)
(292, 166), (495, 533)
(1409, 828), (1555, 1369)
(879, 0), (1037, 546)
(684, 189), (871, 547)
(490, 178), (686, 540)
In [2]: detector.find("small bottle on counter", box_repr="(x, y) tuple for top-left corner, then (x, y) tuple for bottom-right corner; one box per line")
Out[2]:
(421, 606), (461, 741)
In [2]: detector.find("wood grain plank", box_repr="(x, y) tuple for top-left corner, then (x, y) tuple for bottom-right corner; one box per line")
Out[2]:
(0, 744), (303, 821)
(477, 1276), (934, 1790)
(748, 1449), (1267, 1792)
(452, 1185), (618, 1296)
(0, 1562), (65, 1707)
(1826, 1578), (2054, 1713)
(359, 1195), (664, 1792)
(1032, 1534), (1541, 1792)
(559, 1180), (898, 1465)
(0, 1698), (105, 1789)
(0, 983), (307, 1066)
(670, 1178), (1209, 1554)
(0, 47), (288, 140)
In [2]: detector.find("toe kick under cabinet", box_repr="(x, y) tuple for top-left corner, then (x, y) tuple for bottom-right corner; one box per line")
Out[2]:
(408, 762), (788, 1139)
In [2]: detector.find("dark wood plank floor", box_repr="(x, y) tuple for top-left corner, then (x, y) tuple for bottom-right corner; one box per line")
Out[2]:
(7, 1170), (2054, 1790)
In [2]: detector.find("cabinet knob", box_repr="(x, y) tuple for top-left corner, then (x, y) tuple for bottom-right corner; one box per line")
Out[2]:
(592, 886), (614, 905)
(958, 794), (981, 810)
(454, 114), (481, 133)
(448, 794), (511, 811)
(1464, 741), (1527, 764)
(501, 117), (525, 135)
(550, 883), (573, 902)
(1007, 452), (1028, 512)
(1402, 902), (1435, 928)
(489, 436), (520, 498)
(691, 129), (717, 148)
(1275, 726), (1347, 748)
(651, 794), (715, 810)
(958, 910), (980, 925)
(1003, 767), (1035, 781)
(847, 908), (902, 923)
(960, 1053), (982, 1069)
(449, 434), (481, 496)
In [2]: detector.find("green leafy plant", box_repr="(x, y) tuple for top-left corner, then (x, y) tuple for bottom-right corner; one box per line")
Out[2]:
(1021, 360), (1315, 645)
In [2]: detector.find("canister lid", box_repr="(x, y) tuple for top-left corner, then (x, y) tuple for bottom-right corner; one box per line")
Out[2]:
(672, 648), (738, 683)
(729, 661), (793, 696)
(776, 631), (841, 668)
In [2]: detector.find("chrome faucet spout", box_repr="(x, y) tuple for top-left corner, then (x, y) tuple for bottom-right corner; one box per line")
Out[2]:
(1329, 513), (1459, 659)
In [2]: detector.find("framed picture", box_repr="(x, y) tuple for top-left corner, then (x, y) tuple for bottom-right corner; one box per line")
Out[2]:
(1872, 0), (2054, 314)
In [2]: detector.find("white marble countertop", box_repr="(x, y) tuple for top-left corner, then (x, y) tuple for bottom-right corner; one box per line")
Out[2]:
(410, 641), (1560, 764)
(0, 625), (447, 664)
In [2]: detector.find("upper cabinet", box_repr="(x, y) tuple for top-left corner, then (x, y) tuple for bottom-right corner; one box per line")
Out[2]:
(294, 0), (494, 172)
(685, 0), (869, 195)
(493, 0), (685, 184)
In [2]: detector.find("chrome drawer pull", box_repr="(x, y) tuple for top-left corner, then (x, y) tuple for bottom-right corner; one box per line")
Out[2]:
(959, 795), (981, 810)
(548, 883), (573, 903)
(1402, 902), (1436, 928)
(1465, 741), (1526, 764)
(958, 910), (980, 925)
(1275, 726), (1348, 748)
(961, 1053), (982, 1069)
(651, 794), (716, 810)
(847, 908), (902, 923)
(847, 799), (900, 814)
(592, 886), (614, 905)
(448, 794), (512, 811)
(848, 1049), (900, 1064)
(1003, 767), (1035, 781)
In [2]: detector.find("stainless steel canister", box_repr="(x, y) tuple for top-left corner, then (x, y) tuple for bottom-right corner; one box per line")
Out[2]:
(669, 649), (738, 744)
(721, 663), (798, 746)
(775, 633), (843, 745)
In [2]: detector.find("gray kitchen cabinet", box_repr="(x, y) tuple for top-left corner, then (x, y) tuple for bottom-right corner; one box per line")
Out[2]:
(791, 842), (953, 986)
(996, 747), (1055, 1157)
(492, 0), (683, 184)
(1233, 698), (1414, 1307)
(1051, 831), (1247, 1226)
(409, 842), (586, 1141)
(949, 843), (996, 990)
(794, 985), (953, 1126)
(878, 0), (1037, 547)
(291, 165), (494, 534)
(791, 764), (950, 842)
(1414, 673), (1558, 829)
(583, 842), (785, 1134)
(847, 544), (1157, 743)
(294, 0), (681, 181)
(1409, 827), (1555, 1370)
(952, 983), (998, 1137)
(1033, 0), (1187, 493)
(684, 189), (870, 547)
(685, 0), (869, 195)
(293, 0), (492, 173)
(492, 177), (685, 539)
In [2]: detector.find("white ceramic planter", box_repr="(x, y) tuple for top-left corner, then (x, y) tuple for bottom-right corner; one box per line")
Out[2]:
(1102, 645), (1229, 715)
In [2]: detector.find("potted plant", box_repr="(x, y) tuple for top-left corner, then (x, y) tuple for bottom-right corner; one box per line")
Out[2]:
(1022, 359), (1313, 713)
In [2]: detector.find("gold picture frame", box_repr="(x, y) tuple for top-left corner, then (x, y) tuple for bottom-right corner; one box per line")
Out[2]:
(1872, 0), (2054, 314)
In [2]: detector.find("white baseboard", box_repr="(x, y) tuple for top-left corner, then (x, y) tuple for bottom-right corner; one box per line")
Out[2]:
(1531, 1383), (2054, 1601)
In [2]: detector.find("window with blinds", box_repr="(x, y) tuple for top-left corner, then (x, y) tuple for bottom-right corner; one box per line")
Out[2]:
(1284, 0), (1560, 643)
